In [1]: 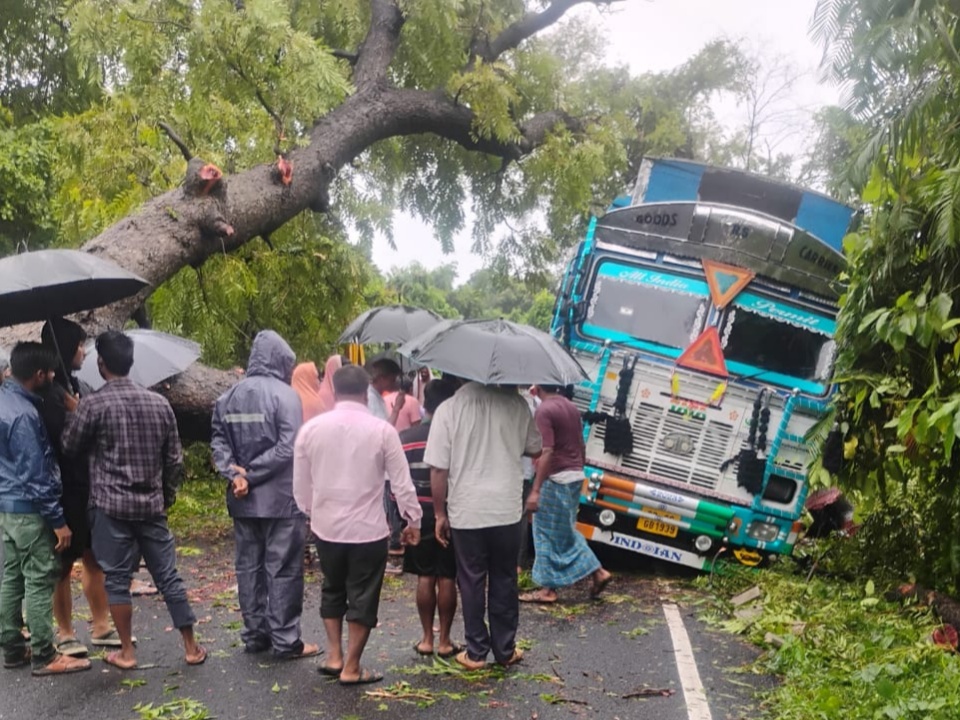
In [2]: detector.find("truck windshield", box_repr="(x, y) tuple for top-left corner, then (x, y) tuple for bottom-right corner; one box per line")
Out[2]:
(581, 261), (708, 351)
(722, 292), (836, 386)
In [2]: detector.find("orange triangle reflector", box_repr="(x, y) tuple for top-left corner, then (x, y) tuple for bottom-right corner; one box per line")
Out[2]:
(676, 327), (728, 377)
(702, 259), (755, 309)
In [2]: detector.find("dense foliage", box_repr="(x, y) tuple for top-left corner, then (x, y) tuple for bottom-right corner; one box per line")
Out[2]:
(813, 0), (960, 592)
(705, 562), (960, 720)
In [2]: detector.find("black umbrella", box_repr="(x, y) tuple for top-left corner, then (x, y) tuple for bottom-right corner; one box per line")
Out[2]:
(338, 305), (444, 345)
(0, 249), (148, 328)
(398, 319), (588, 386)
(77, 329), (201, 390)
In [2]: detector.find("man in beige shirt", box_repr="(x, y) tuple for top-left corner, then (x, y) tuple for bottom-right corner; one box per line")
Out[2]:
(425, 382), (541, 670)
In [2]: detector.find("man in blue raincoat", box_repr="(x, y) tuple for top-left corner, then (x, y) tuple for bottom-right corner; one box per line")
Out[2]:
(211, 330), (318, 660)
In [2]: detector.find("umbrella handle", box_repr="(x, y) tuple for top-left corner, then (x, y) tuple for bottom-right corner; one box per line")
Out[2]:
(45, 317), (75, 393)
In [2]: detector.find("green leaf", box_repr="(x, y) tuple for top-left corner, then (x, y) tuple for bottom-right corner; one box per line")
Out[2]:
(897, 311), (917, 336)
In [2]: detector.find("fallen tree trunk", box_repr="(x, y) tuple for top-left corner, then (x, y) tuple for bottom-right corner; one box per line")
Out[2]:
(156, 365), (243, 443)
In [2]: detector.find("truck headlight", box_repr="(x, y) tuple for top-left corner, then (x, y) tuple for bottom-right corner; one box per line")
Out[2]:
(745, 521), (780, 543)
(598, 509), (616, 527)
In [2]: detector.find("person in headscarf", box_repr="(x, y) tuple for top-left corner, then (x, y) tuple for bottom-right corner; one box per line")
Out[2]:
(0, 347), (10, 384)
(317, 355), (342, 415)
(292, 363), (324, 422)
(37, 318), (115, 659)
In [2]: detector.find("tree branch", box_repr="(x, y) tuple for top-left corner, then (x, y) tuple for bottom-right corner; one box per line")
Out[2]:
(352, 0), (405, 90)
(367, 89), (587, 161)
(331, 49), (359, 65)
(470, 0), (620, 66)
(158, 122), (194, 161)
(227, 60), (285, 136)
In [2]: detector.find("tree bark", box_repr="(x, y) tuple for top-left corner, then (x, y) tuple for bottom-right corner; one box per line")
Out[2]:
(0, 0), (616, 435)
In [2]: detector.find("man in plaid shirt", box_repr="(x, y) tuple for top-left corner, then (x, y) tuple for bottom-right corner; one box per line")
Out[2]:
(63, 331), (205, 670)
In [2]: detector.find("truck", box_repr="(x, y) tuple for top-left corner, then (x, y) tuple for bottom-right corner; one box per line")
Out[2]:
(553, 157), (855, 570)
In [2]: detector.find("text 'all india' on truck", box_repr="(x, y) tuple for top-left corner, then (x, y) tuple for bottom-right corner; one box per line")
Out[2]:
(553, 157), (856, 571)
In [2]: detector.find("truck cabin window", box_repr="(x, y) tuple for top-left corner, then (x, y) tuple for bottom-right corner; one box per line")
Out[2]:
(584, 267), (707, 350)
(722, 306), (835, 383)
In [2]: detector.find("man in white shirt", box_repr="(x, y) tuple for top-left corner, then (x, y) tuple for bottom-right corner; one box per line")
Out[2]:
(425, 382), (542, 670)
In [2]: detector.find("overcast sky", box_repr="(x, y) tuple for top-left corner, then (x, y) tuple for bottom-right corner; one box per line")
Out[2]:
(370, 0), (838, 284)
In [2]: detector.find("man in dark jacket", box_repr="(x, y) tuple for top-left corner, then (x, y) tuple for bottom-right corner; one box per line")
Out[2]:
(211, 330), (318, 659)
(0, 343), (90, 676)
(38, 318), (113, 658)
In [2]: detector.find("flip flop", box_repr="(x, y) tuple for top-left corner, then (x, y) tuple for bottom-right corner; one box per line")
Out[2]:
(91, 629), (137, 647)
(413, 641), (433, 656)
(55, 637), (89, 657)
(32, 654), (92, 676)
(519, 590), (558, 604)
(590, 574), (613, 599)
(103, 651), (138, 671)
(338, 668), (383, 686)
(318, 664), (343, 677)
(437, 643), (465, 659)
(186, 646), (208, 666)
(277, 642), (320, 661)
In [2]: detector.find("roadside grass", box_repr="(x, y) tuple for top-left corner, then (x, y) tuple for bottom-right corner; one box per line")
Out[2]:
(167, 444), (231, 541)
(701, 557), (960, 720)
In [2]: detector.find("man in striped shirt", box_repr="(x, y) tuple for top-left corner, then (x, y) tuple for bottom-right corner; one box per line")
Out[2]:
(401, 380), (459, 658)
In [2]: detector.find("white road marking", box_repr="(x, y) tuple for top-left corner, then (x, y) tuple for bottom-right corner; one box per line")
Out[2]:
(663, 603), (713, 720)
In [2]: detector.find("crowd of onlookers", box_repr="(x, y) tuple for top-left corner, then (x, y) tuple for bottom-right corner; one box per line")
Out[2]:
(0, 324), (610, 685)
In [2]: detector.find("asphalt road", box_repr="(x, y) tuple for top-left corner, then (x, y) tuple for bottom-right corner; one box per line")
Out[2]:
(0, 541), (770, 720)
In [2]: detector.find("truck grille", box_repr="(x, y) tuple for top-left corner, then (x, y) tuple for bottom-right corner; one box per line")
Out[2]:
(595, 401), (736, 491)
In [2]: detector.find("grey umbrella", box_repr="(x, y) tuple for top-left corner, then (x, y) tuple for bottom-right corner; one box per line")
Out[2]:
(338, 305), (444, 345)
(78, 329), (200, 390)
(0, 249), (148, 327)
(397, 319), (588, 386)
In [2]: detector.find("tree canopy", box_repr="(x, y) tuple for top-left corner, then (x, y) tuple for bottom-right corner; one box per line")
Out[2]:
(0, 0), (756, 370)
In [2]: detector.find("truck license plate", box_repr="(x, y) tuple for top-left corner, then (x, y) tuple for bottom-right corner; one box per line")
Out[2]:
(637, 508), (680, 538)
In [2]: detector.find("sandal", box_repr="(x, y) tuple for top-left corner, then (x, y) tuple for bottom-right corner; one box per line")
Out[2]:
(413, 641), (433, 656)
(454, 650), (487, 671)
(590, 572), (613, 599)
(33, 654), (92, 676)
(318, 663), (343, 677)
(55, 637), (89, 657)
(277, 642), (320, 661)
(91, 629), (137, 647)
(437, 643), (465, 659)
(3, 648), (31, 669)
(498, 648), (524, 667)
(519, 589), (558, 604)
(338, 668), (383, 686)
